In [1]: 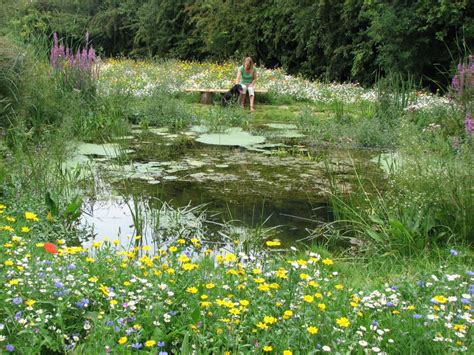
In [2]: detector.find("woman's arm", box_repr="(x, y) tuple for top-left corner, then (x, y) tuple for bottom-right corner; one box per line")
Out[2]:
(235, 69), (241, 85)
(251, 69), (257, 86)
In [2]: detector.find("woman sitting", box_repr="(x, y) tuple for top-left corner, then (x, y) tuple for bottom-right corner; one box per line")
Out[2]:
(235, 57), (257, 112)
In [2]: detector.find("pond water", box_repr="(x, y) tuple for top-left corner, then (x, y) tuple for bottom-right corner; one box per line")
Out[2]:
(76, 123), (383, 250)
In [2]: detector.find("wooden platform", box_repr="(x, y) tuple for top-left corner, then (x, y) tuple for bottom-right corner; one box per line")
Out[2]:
(185, 88), (268, 104)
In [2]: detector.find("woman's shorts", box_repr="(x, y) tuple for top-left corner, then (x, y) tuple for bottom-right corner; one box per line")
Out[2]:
(240, 84), (255, 96)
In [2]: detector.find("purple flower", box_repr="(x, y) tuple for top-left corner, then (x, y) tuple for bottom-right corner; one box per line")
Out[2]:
(465, 112), (473, 135)
(452, 75), (460, 92)
(12, 297), (22, 305)
(413, 314), (422, 319)
(450, 249), (459, 256)
(468, 285), (474, 294)
(159, 352), (168, 355)
(416, 280), (425, 287)
(467, 271), (474, 276)
(131, 343), (143, 350)
(55, 281), (64, 289)
(461, 298), (470, 304)
(386, 301), (394, 307)
(157, 341), (166, 347)
(15, 311), (22, 321)
(371, 320), (379, 326)
(76, 298), (89, 309)
(5, 344), (14, 352)
(68, 263), (76, 270)
(105, 345), (110, 353)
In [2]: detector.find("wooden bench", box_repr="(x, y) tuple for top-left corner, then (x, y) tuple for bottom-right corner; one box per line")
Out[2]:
(184, 88), (268, 105)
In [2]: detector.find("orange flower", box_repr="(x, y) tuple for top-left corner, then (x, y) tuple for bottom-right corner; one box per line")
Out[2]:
(44, 242), (58, 254)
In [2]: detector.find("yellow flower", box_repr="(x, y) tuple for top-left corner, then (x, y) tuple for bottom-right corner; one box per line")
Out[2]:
(303, 295), (314, 303)
(4, 260), (13, 266)
(256, 322), (268, 330)
(229, 308), (241, 315)
(254, 277), (265, 283)
(182, 263), (198, 271)
(6, 217), (15, 222)
(239, 300), (250, 307)
(336, 317), (350, 328)
(88, 276), (98, 283)
(252, 268), (262, 274)
(318, 303), (326, 311)
(283, 351), (293, 355)
(276, 268), (288, 279)
(263, 345), (273, 352)
(25, 299), (36, 307)
(9, 279), (19, 285)
(118, 336), (127, 345)
(283, 310), (293, 319)
(266, 240), (281, 247)
(432, 295), (448, 304)
(224, 253), (237, 262)
(200, 301), (212, 308)
(25, 211), (39, 221)
(263, 316), (277, 324)
(110, 300), (118, 306)
(145, 340), (156, 347)
(335, 284), (344, 290)
(186, 287), (198, 294)
(407, 305), (416, 311)
(178, 255), (191, 263)
(20, 226), (30, 233)
(169, 246), (178, 253)
(307, 326), (319, 334)
(322, 258), (333, 265)
(299, 273), (310, 280)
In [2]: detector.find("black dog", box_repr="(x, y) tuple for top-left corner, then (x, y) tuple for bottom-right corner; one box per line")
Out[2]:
(221, 84), (242, 107)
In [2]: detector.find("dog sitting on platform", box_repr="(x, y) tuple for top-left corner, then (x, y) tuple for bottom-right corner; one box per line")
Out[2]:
(221, 84), (242, 107)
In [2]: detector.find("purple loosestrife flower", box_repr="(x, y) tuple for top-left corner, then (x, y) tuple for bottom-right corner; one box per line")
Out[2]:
(452, 75), (460, 92)
(465, 112), (473, 134)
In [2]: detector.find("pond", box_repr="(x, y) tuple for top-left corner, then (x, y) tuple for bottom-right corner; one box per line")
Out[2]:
(76, 123), (384, 250)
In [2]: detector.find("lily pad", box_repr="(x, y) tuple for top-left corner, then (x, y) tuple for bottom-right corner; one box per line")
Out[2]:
(265, 123), (298, 130)
(76, 143), (132, 158)
(196, 127), (265, 147)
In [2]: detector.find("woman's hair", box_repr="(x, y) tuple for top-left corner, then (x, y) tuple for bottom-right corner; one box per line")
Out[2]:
(244, 57), (254, 69)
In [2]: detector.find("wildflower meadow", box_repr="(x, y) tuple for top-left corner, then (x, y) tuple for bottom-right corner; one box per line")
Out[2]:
(1, 206), (472, 353)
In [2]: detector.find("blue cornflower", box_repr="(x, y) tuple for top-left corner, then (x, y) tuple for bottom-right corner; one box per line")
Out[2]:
(158, 352), (168, 355)
(12, 297), (22, 305)
(5, 344), (14, 352)
(157, 341), (166, 347)
(416, 280), (425, 287)
(461, 298), (470, 304)
(371, 320), (379, 326)
(68, 263), (76, 270)
(386, 301), (394, 307)
(15, 311), (22, 321)
(54, 281), (64, 289)
(105, 320), (114, 326)
(131, 343), (143, 350)
(450, 249), (458, 256)
(413, 314), (422, 319)
(467, 271), (474, 277)
(468, 285), (474, 294)
(76, 298), (89, 309)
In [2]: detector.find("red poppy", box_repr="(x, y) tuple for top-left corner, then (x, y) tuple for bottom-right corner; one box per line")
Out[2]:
(44, 242), (58, 254)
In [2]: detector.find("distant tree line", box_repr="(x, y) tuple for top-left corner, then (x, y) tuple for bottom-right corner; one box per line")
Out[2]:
(6, 0), (474, 87)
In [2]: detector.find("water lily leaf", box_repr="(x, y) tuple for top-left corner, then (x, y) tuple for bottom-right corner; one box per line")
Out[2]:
(196, 127), (265, 146)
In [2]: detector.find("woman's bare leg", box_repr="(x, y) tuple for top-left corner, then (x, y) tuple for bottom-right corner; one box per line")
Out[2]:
(240, 93), (245, 108)
(250, 95), (255, 111)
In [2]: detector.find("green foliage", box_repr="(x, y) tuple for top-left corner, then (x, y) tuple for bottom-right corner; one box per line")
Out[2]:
(4, 0), (472, 87)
